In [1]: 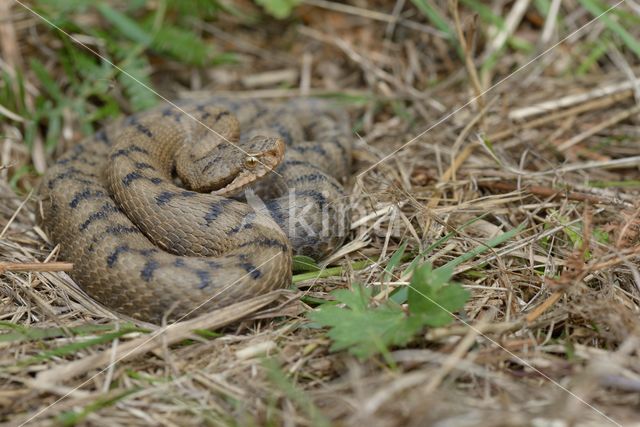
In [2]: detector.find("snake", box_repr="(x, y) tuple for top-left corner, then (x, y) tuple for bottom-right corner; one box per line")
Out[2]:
(38, 98), (352, 323)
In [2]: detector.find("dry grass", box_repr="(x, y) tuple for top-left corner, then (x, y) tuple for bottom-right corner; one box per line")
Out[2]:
(2, 1), (640, 426)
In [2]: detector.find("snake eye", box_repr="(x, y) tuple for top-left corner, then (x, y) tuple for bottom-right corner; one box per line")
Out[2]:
(244, 156), (258, 168)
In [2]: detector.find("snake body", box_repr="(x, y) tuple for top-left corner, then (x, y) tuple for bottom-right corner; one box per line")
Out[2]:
(38, 98), (351, 323)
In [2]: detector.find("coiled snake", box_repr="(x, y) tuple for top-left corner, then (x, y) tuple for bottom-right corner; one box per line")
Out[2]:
(38, 98), (352, 323)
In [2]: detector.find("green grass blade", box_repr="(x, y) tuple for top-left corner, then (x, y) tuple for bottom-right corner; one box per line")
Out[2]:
(411, 0), (454, 41)
(96, 3), (152, 45)
(0, 321), (124, 343)
(293, 255), (321, 272)
(30, 58), (64, 102)
(576, 39), (610, 76)
(19, 326), (146, 366)
(402, 213), (490, 276)
(57, 388), (140, 427)
(383, 241), (408, 282)
(292, 259), (372, 283)
(441, 222), (526, 270)
(578, 0), (640, 58)
(588, 180), (640, 189)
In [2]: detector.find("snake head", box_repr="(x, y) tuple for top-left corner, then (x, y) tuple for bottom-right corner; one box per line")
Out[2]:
(177, 135), (285, 194)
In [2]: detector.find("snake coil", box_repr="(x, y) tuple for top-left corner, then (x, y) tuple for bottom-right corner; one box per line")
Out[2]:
(39, 98), (352, 323)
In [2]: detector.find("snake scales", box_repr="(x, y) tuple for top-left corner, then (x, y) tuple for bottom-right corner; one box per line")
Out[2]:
(38, 98), (352, 323)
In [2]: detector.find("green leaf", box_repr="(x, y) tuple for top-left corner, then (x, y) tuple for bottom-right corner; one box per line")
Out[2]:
(408, 263), (469, 327)
(589, 179), (640, 189)
(44, 110), (62, 151)
(167, 0), (222, 17)
(308, 285), (419, 360)
(576, 39), (609, 76)
(254, 0), (302, 19)
(533, 0), (551, 15)
(398, 214), (490, 280)
(8, 165), (34, 192)
(480, 136), (501, 166)
(308, 263), (469, 360)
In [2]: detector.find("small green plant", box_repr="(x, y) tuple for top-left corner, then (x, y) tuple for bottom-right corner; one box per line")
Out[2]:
(0, 0), (243, 189)
(308, 263), (469, 361)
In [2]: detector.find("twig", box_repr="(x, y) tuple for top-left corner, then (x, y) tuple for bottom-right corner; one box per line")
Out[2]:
(487, 0), (530, 56)
(384, 0), (405, 39)
(448, 98), (497, 183)
(509, 78), (640, 120)
(426, 319), (525, 340)
(488, 89), (634, 141)
(524, 287), (564, 325)
(426, 99), (495, 212)
(450, 0), (484, 111)
(298, 26), (435, 103)
(0, 103), (26, 122)
(0, 0), (23, 76)
(424, 309), (496, 392)
(179, 87), (376, 100)
(0, 262), (73, 273)
(479, 142), (640, 177)
(540, 0), (562, 44)
(557, 104), (640, 151)
(478, 181), (611, 204)
(0, 189), (32, 240)
(302, 0), (446, 37)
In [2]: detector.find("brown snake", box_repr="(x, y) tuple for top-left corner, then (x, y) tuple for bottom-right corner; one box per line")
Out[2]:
(38, 98), (352, 323)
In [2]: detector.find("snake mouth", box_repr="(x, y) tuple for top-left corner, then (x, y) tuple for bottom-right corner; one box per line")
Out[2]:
(211, 139), (285, 196)
(211, 166), (270, 196)
(205, 173), (237, 192)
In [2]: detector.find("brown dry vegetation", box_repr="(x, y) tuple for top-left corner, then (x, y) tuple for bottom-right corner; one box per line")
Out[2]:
(2, 0), (640, 426)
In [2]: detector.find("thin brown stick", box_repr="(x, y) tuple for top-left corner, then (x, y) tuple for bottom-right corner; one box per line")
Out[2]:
(424, 309), (496, 392)
(509, 78), (640, 120)
(427, 100), (495, 211)
(0, 262), (73, 273)
(488, 89), (634, 142)
(525, 290), (564, 324)
(450, 0), (484, 111)
(302, 0), (444, 36)
(557, 103), (640, 151)
(478, 181), (611, 204)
